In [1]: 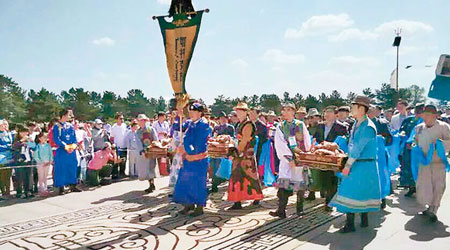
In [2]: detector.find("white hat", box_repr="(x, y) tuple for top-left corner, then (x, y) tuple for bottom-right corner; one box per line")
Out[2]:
(137, 114), (149, 120)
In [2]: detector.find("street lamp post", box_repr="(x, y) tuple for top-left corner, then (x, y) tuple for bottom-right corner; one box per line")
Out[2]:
(393, 28), (402, 93)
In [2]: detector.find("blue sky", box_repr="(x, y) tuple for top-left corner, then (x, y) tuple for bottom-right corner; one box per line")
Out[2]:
(0, 0), (448, 104)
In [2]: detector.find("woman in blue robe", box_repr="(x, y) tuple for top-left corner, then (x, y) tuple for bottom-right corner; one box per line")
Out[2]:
(53, 109), (80, 195)
(329, 96), (381, 233)
(173, 103), (211, 217)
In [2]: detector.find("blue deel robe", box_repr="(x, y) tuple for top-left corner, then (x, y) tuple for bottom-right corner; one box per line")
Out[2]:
(53, 122), (78, 187)
(173, 118), (211, 206)
(330, 117), (381, 213)
(377, 135), (391, 199)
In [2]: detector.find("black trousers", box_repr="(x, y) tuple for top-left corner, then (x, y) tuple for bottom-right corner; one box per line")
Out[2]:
(112, 150), (127, 178)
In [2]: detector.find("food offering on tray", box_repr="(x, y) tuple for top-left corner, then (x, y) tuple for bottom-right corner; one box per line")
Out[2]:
(207, 135), (234, 158)
(145, 139), (171, 158)
(64, 144), (78, 152)
(295, 141), (348, 171)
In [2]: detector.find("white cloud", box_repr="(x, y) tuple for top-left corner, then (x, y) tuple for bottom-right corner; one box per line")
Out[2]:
(374, 20), (433, 36)
(157, 0), (171, 5)
(329, 28), (378, 42)
(286, 13), (434, 43)
(92, 37), (115, 46)
(329, 56), (380, 66)
(328, 20), (433, 42)
(285, 13), (354, 39)
(263, 49), (306, 64)
(231, 58), (249, 68)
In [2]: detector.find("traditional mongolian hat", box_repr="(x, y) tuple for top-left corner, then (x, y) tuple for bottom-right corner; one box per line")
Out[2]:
(137, 114), (149, 120)
(423, 104), (439, 114)
(307, 108), (320, 117)
(338, 106), (351, 112)
(233, 102), (249, 111)
(296, 106), (307, 114)
(351, 95), (371, 108)
(189, 102), (205, 113)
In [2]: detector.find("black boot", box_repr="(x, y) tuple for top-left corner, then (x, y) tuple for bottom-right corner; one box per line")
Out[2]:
(320, 190), (326, 198)
(429, 213), (438, 223)
(58, 187), (64, 195)
(70, 185), (82, 192)
(190, 206), (204, 217)
(150, 182), (156, 191)
(227, 202), (242, 210)
(145, 186), (153, 193)
(210, 185), (219, 194)
(296, 190), (305, 216)
(404, 187), (416, 197)
(252, 200), (261, 206)
(269, 189), (289, 219)
(339, 213), (355, 233)
(381, 199), (386, 209)
(178, 204), (194, 215)
(361, 213), (369, 228)
(305, 191), (316, 201)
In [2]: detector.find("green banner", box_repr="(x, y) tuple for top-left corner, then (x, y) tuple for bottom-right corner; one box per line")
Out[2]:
(157, 11), (204, 95)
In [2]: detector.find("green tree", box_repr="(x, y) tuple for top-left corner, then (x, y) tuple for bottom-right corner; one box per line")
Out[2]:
(282, 92), (292, 104)
(407, 84), (425, 106)
(304, 94), (319, 110)
(249, 94), (260, 108)
(60, 88), (100, 121)
(362, 88), (376, 99)
(327, 90), (345, 107)
(211, 95), (233, 116)
(375, 83), (397, 109)
(259, 94), (281, 113)
(0, 75), (27, 123)
(345, 92), (357, 104)
(156, 96), (167, 113)
(27, 88), (61, 122)
(125, 89), (151, 119)
(101, 91), (120, 120)
(292, 93), (305, 108)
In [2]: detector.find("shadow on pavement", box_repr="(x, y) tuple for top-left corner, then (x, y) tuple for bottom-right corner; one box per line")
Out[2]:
(405, 214), (450, 242)
(307, 210), (388, 250)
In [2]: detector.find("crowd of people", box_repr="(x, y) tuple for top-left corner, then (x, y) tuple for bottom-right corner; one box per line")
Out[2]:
(0, 97), (449, 233)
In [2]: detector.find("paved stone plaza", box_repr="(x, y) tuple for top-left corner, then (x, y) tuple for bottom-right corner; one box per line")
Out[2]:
(0, 175), (449, 250)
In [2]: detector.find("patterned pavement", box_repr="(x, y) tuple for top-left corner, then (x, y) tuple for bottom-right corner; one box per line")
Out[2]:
(0, 186), (342, 250)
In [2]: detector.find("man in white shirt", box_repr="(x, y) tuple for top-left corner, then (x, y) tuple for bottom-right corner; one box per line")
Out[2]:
(152, 112), (170, 140)
(390, 100), (409, 131)
(110, 113), (129, 179)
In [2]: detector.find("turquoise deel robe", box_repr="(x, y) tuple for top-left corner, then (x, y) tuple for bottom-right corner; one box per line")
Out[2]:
(53, 122), (78, 187)
(377, 136), (391, 198)
(330, 117), (381, 213)
(173, 118), (211, 206)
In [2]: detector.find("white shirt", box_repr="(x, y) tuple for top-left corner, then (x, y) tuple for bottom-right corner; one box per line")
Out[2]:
(152, 120), (170, 140)
(274, 124), (311, 181)
(75, 129), (87, 144)
(390, 113), (408, 131)
(111, 123), (128, 149)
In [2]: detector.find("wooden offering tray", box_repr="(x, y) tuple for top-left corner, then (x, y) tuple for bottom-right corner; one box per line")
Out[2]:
(295, 141), (348, 171)
(207, 135), (234, 158)
(145, 141), (169, 158)
(295, 152), (347, 171)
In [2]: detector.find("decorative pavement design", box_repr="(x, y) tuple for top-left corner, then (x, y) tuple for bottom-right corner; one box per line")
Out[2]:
(0, 187), (342, 250)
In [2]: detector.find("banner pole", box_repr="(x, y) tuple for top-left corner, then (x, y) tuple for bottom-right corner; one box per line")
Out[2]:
(152, 9), (209, 20)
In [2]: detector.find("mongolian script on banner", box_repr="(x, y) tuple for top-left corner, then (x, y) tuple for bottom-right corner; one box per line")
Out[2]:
(157, 11), (204, 95)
